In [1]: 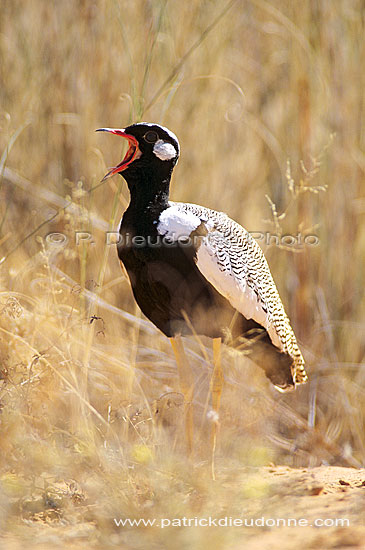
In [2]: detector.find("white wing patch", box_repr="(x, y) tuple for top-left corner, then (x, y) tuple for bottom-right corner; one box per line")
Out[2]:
(157, 204), (201, 238)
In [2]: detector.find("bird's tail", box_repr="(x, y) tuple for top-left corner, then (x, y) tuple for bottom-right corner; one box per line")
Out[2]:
(232, 327), (300, 391)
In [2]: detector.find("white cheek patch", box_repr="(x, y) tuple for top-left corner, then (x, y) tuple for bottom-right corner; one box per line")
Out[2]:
(153, 140), (177, 161)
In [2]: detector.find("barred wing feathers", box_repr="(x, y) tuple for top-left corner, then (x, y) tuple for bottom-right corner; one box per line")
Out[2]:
(157, 202), (307, 386)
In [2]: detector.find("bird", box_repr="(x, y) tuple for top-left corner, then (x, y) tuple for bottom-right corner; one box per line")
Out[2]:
(97, 122), (308, 458)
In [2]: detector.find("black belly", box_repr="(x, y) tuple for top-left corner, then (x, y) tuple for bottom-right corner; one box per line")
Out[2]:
(118, 236), (258, 339)
(117, 234), (294, 389)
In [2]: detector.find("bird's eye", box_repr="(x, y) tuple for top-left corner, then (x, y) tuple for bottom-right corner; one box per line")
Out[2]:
(144, 131), (159, 143)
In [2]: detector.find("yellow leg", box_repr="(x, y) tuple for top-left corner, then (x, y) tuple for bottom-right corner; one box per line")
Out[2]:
(170, 336), (194, 453)
(210, 337), (223, 480)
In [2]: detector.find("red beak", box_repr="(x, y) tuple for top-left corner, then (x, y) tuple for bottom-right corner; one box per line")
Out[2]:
(96, 128), (140, 181)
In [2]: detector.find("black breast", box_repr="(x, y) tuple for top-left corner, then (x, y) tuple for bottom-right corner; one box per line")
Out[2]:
(118, 214), (259, 340)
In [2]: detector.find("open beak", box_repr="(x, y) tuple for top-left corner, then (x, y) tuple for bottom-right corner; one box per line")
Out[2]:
(96, 128), (140, 181)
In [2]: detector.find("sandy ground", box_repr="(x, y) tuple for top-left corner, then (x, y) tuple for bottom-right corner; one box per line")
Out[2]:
(0, 465), (364, 550)
(232, 465), (365, 550)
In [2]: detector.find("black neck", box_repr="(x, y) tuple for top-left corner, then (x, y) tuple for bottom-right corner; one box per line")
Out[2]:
(121, 165), (173, 229)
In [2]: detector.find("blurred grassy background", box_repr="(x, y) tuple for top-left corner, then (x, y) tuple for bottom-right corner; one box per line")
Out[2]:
(0, 0), (364, 548)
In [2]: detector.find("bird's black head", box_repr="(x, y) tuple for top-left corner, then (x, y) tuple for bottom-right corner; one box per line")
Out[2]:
(96, 123), (180, 183)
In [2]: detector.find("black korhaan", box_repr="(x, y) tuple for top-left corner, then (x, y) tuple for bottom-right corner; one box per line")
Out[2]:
(97, 123), (307, 395)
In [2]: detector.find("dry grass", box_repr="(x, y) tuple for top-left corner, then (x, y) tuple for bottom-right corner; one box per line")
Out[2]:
(0, 0), (364, 548)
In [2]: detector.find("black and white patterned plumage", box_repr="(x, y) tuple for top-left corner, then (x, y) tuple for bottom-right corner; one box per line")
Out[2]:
(98, 122), (308, 390)
(158, 202), (307, 386)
